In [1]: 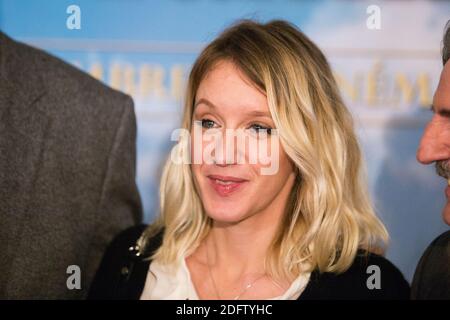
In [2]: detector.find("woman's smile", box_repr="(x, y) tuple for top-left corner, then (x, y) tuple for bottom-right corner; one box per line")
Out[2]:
(207, 176), (249, 197)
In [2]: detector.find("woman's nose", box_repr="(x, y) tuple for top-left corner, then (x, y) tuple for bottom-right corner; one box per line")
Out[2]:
(212, 129), (245, 165)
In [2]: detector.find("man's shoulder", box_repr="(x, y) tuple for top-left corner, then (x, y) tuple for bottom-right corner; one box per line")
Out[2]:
(429, 230), (450, 247)
(411, 230), (450, 299)
(301, 251), (410, 300)
(414, 230), (450, 270)
(1, 32), (130, 108)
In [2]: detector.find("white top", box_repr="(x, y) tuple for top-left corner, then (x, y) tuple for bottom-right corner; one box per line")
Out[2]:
(140, 257), (311, 300)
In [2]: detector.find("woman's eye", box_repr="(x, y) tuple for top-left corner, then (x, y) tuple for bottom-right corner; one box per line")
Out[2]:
(194, 119), (272, 135)
(193, 118), (216, 129)
(201, 119), (216, 129)
(250, 124), (272, 135)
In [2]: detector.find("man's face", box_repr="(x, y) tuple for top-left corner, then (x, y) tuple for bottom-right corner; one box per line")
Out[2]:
(417, 60), (450, 225)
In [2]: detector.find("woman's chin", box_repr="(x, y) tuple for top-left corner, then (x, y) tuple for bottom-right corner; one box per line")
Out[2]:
(205, 210), (247, 225)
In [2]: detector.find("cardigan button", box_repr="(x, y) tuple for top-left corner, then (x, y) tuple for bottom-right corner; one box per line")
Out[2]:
(121, 266), (130, 276)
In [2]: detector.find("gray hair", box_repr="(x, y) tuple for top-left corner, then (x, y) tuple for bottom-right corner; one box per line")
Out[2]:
(443, 20), (450, 65)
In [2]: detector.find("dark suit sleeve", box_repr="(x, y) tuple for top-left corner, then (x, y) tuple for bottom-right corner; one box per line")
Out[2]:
(411, 231), (450, 299)
(84, 95), (143, 295)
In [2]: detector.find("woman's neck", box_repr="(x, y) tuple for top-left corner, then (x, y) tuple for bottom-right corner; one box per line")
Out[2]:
(205, 210), (281, 279)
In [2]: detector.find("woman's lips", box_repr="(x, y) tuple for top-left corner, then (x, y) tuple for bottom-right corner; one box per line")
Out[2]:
(208, 177), (247, 197)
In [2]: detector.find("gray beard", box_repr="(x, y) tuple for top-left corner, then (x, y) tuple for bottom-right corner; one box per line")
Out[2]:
(436, 160), (450, 179)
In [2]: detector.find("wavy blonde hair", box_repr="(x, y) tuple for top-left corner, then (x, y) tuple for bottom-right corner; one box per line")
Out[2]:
(138, 19), (389, 282)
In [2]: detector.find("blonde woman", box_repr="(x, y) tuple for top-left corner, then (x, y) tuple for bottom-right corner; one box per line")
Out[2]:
(88, 19), (409, 300)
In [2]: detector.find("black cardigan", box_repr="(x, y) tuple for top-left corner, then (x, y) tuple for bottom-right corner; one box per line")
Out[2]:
(88, 224), (410, 300)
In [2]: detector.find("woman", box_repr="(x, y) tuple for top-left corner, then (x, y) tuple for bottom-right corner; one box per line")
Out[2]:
(88, 19), (410, 300)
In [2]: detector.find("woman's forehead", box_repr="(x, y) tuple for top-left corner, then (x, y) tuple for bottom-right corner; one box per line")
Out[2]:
(195, 62), (268, 113)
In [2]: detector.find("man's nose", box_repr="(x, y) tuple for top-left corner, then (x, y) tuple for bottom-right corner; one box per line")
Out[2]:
(416, 121), (446, 164)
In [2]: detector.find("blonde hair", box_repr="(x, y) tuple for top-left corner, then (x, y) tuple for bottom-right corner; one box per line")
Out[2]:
(138, 19), (389, 282)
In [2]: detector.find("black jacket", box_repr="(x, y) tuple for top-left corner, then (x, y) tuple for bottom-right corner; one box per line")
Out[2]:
(88, 225), (410, 300)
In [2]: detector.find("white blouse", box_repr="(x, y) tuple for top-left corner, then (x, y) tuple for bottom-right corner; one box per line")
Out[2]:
(140, 257), (311, 300)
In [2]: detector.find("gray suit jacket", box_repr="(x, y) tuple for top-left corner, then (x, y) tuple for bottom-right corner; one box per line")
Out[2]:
(0, 32), (143, 299)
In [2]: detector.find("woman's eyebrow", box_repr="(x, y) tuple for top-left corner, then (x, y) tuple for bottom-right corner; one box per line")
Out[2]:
(194, 98), (271, 117)
(245, 110), (271, 117)
(194, 98), (215, 109)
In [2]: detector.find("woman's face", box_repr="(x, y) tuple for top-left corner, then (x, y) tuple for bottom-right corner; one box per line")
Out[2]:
(190, 60), (296, 224)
